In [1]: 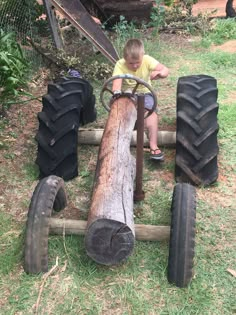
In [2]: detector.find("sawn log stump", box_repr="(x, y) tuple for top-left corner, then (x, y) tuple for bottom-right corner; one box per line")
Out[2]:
(85, 97), (137, 265)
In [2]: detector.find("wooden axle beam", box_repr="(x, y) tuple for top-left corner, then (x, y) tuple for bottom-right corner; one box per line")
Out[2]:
(49, 218), (170, 241)
(78, 129), (176, 147)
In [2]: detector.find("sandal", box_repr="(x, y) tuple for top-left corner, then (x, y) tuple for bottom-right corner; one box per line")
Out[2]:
(150, 148), (164, 160)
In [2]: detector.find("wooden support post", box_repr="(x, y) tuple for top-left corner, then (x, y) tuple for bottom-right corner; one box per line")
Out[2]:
(49, 218), (170, 241)
(42, 0), (64, 49)
(85, 97), (137, 265)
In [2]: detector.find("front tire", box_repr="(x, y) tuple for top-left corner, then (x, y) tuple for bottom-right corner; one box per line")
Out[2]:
(167, 183), (196, 288)
(24, 176), (67, 274)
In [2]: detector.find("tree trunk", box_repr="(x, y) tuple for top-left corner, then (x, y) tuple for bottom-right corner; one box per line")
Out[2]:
(85, 98), (137, 265)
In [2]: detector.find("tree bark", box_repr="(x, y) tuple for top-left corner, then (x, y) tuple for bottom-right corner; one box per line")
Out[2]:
(49, 218), (170, 241)
(85, 98), (137, 265)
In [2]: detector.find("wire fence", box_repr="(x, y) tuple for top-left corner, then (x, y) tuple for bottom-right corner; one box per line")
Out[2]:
(0, 0), (115, 104)
(0, 0), (52, 91)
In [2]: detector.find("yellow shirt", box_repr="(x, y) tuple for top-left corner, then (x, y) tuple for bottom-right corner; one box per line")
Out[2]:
(112, 55), (159, 93)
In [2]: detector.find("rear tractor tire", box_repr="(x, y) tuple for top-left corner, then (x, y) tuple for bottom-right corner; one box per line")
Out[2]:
(36, 77), (96, 181)
(175, 75), (219, 186)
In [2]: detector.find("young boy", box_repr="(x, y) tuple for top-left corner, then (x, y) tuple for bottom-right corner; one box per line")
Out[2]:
(112, 38), (169, 160)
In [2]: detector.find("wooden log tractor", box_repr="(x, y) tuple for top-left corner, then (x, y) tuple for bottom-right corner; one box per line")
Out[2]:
(24, 75), (201, 288)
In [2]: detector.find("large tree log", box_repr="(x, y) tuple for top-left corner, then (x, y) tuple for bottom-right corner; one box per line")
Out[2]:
(49, 218), (170, 241)
(81, 0), (153, 23)
(85, 98), (137, 265)
(78, 129), (176, 147)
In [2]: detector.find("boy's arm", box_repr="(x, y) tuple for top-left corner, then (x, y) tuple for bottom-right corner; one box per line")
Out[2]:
(112, 78), (122, 92)
(150, 63), (169, 80)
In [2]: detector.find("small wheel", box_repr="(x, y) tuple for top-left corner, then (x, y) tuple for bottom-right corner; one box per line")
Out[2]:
(24, 175), (67, 274)
(100, 74), (157, 116)
(167, 183), (196, 288)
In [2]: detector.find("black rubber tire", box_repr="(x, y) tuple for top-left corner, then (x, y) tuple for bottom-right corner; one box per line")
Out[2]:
(52, 76), (96, 125)
(36, 111), (79, 180)
(167, 183), (196, 288)
(24, 176), (67, 274)
(175, 75), (219, 186)
(36, 77), (96, 181)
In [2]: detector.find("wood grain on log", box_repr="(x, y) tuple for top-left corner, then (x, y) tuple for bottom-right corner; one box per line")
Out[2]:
(85, 98), (137, 265)
(49, 218), (170, 241)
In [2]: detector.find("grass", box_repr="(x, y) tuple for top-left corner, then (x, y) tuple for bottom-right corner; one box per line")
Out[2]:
(0, 28), (236, 314)
(201, 18), (236, 46)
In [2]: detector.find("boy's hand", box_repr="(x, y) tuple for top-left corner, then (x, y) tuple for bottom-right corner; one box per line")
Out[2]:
(112, 90), (121, 99)
(151, 63), (169, 80)
(150, 71), (162, 80)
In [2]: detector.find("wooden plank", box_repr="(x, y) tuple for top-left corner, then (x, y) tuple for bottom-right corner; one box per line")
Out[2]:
(51, 0), (119, 64)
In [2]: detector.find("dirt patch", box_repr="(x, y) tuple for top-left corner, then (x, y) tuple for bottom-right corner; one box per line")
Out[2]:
(211, 40), (236, 53)
(225, 90), (236, 105)
(192, 0), (226, 17)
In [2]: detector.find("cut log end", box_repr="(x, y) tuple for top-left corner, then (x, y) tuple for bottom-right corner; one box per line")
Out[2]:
(85, 219), (135, 265)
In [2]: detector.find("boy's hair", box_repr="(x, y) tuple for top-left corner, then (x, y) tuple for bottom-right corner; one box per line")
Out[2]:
(123, 39), (145, 60)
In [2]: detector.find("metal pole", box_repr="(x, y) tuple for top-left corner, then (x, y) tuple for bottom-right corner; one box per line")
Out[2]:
(134, 94), (145, 201)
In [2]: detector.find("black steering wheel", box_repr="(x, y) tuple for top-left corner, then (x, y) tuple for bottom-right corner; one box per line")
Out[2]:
(100, 74), (157, 116)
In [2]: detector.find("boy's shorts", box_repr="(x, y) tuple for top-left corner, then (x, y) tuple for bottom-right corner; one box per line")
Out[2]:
(134, 93), (159, 113)
(117, 90), (159, 113)
(144, 93), (157, 111)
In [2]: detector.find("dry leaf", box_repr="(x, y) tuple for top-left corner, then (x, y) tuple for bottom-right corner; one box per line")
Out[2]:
(227, 268), (236, 277)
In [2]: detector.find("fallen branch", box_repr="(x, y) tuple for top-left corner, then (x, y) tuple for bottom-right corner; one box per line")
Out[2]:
(34, 256), (59, 314)
(26, 36), (66, 68)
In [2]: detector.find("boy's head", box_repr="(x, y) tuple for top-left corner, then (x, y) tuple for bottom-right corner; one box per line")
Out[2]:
(123, 39), (145, 71)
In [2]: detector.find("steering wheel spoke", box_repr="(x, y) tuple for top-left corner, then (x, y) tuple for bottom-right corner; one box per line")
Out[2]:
(132, 82), (140, 95)
(103, 87), (113, 95)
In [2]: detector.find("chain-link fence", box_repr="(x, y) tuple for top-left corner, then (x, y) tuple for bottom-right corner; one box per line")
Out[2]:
(0, 0), (50, 67)
(0, 0), (53, 101)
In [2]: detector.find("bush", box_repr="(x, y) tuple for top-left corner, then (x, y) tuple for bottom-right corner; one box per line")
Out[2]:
(148, 0), (211, 36)
(0, 29), (28, 101)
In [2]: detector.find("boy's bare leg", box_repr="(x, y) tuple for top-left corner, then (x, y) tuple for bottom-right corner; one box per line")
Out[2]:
(144, 112), (160, 152)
